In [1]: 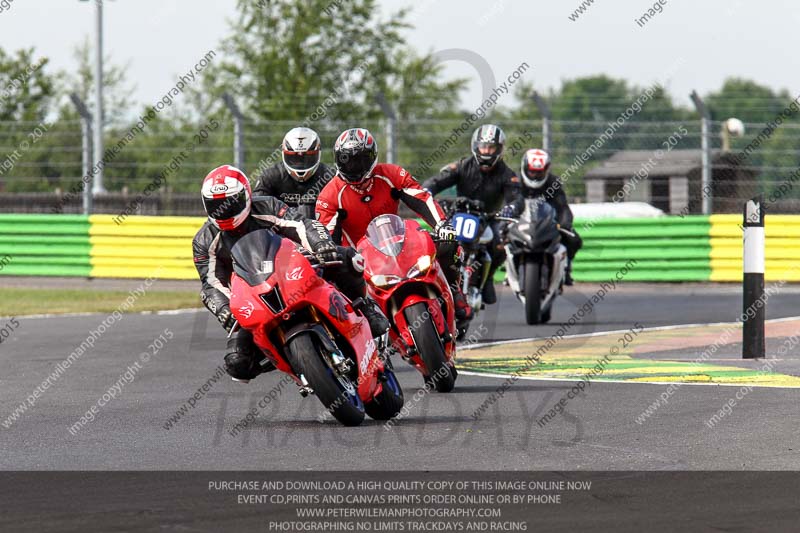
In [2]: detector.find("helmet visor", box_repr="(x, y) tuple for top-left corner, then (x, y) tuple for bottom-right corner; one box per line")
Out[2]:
(204, 189), (248, 220)
(524, 168), (548, 182)
(473, 142), (500, 165)
(284, 150), (320, 172)
(337, 151), (376, 182)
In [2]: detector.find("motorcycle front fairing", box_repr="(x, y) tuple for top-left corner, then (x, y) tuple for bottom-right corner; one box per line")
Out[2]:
(358, 215), (456, 366)
(230, 229), (383, 400)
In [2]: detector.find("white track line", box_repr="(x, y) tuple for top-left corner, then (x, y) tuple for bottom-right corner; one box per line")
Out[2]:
(11, 308), (202, 320)
(456, 370), (800, 389)
(460, 315), (800, 351)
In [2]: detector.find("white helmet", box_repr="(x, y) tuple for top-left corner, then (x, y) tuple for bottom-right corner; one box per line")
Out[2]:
(282, 127), (321, 182)
(521, 148), (551, 189)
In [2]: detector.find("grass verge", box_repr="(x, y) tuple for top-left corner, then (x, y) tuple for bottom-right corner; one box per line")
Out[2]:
(0, 288), (201, 316)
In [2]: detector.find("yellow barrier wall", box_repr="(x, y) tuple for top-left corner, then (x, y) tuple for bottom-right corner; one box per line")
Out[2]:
(709, 214), (800, 282)
(89, 215), (205, 279)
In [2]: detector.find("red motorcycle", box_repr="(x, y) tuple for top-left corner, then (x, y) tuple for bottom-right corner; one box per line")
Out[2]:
(357, 214), (457, 392)
(229, 228), (403, 426)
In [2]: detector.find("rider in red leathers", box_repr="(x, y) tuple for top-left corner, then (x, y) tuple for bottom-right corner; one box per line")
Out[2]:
(316, 128), (473, 322)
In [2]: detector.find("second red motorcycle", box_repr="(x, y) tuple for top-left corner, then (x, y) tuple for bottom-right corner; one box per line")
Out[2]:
(357, 214), (458, 392)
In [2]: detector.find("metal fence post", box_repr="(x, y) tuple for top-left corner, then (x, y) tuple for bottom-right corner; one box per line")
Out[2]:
(690, 91), (712, 215)
(532, 92), (551, 152)
(222, 93), (245, 170)
(742, 196), (765, 359)
(376, 92), (398, 164)
(69, 93), (94, 215)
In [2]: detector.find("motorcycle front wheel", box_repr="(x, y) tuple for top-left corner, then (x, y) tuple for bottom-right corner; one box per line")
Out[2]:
(405, 302), (456, 393)
(524, 259), (543, 325)
(288, 333), (365, 426)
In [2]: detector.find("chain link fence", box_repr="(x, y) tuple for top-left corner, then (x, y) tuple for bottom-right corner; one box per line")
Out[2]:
(1, 111), (798, 215)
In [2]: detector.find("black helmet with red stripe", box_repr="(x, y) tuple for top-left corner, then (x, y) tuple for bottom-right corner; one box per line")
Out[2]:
(333, 128), (378, 185)
(201, 165), (252, 231)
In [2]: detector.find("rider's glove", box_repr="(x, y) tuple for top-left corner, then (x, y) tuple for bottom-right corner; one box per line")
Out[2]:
(314, 240), (341, 263)
(435, 220), (457, 241)
(499, 205), (516, 219)
(217, 305), (236, 332)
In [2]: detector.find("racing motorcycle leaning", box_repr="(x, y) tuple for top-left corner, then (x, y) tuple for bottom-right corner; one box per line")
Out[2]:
(357, 215), (457, 392)
(504, 199), (568, 325)
(229, 228), (404, 426)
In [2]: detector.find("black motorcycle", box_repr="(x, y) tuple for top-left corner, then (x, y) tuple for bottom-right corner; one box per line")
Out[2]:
(440, 197), (514, 338)
(504, 199), (569, 325)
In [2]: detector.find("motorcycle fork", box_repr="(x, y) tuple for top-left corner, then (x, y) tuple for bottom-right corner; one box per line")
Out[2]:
(307, 306), (352, 375)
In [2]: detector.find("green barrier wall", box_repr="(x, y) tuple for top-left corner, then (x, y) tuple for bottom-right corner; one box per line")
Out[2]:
(5, 213), (798, 282)
(571, 216), (711, 282)
(0, 214), (91, 277)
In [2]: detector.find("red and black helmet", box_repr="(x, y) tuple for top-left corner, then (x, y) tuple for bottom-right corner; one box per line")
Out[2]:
(201, 165), (252, 231)
(333, 128), (378, 184)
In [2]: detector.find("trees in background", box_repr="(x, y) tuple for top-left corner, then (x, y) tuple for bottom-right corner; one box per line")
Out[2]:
(0, 0), (798, 196)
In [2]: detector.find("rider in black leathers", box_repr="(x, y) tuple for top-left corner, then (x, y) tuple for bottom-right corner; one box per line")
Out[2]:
(519, 148), (582, 285)
(253, 127), (334, 218)
(422, 124), (523, 304)
(193, 165), (388, 382)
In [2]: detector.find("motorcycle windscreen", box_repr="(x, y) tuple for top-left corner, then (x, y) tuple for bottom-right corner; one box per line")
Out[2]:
(523, 199), (559, 245)
(366, 214), (406, 257)
(230, 229), (284, 286)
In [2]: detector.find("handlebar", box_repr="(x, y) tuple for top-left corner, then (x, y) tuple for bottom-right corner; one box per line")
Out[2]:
(300, 249), (344, 268)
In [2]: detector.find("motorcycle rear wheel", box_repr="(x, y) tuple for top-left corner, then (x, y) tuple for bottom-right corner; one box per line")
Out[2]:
(288, 333), (365, 426)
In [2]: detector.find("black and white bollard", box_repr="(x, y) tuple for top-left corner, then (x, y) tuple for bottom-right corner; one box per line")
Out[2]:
(742, 196), (765, 359)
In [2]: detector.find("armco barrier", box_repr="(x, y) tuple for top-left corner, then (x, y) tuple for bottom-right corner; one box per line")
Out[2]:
(709, 214), (800, 282)
(2, 214), (799, 282)
(572, 216), (711, 282)
(0, 214), (91, 276)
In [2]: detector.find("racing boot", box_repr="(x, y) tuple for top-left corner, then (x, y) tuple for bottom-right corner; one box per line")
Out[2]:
(565, 261), (574, 286)
(354, 297), (390, 338)
(224, 329), (275, 383)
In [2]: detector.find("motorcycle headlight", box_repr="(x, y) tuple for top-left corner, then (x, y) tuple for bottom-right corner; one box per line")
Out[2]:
(407, 255), (433, 278)
(370, 274), (403, 288)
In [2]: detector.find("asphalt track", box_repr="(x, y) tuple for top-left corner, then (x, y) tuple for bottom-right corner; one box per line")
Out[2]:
(2, 283), (799, 471)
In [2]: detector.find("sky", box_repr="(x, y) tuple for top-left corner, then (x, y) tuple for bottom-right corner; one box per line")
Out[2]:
(1, 0), (799, 113)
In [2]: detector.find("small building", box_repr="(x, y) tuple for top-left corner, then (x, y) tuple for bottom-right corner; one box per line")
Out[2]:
(583, 149), (758, 214)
